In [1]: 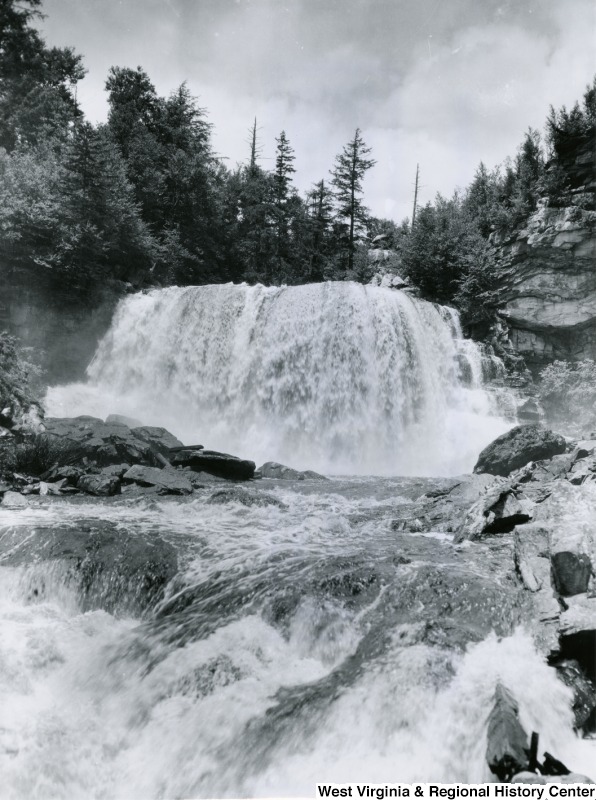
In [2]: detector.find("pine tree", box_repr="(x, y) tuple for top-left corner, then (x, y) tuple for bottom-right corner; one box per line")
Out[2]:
(330, 128), (376, 273)
(273, 130), (296, 279)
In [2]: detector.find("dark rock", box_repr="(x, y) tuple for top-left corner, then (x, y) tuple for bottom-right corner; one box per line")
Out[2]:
(551, 550), (592, 596)
(486, 683), (529, 782)
(122, 464), (192, 495)
(77, 474), (121, 496)
(171, 448), (255, 480)
(131, 426), (183, 457)
(258, 461), (328, 481)
(101, 463), (131, 479)
(207, 487), (287, 509)
(0, 519), (178, 615)
(105, 413), (144, 428)
(454, 484), (533, 542)
(40, 464), (86, 485)
(42, 416), (154, 466)
(474, 425), (567, 477)
(554, 659), (596, 731)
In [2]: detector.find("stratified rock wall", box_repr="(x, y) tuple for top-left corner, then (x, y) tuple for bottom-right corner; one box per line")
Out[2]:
(493, 139), (596, 367)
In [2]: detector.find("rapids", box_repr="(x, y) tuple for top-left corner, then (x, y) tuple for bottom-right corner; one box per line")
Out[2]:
(0, 481), (593, 799)
(45, 282), (514, 476)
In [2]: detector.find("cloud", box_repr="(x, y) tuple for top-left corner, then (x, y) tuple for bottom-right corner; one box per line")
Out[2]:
(40, 0), (595, 222)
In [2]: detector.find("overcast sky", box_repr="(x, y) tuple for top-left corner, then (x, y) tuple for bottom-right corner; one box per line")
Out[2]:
(39, 0), (595, 222)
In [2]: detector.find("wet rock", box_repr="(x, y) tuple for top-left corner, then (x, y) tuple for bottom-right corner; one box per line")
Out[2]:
(1, 490), (28, 506)
(207, 487), (287, 509)
(257, 461), (328, 480)
(474, 425), (567, 477)
(559, 595), (596, 641)
(131, 426), (183, 458)
(122, 464), (192, 495)
(77, 473), (121, 496)
(40, 464), (85, 485)
(514, 523), (551, 592)
(512, 773), (545, 784)
(101, 463), (131, 479)
(454, 484), (533, 542)
(105, 413), (144, 427)
(553, 659), (596, 731)
(42, 416), (154, 466)
(0, 520), (177, 615)
(551, 545), (592, 596)
(486, 683), (529, 782)
(171, 449), (255, 480)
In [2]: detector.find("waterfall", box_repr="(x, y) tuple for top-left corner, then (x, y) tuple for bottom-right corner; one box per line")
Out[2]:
(46, 282), (513, 475)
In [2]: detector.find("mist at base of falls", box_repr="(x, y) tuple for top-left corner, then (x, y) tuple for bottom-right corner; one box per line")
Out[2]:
(45, 282), (515, 476)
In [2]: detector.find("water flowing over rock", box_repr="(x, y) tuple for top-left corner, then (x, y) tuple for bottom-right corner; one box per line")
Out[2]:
(46, 283), (513, 476)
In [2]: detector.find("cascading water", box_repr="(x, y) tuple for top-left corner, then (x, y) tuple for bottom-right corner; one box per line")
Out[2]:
(46, 282), (513, 476)
(2, 282), (593, 798)
(1, 482), (593, 799)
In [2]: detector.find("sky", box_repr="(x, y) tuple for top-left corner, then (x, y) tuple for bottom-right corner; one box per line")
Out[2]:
(38, 0), (595, 222)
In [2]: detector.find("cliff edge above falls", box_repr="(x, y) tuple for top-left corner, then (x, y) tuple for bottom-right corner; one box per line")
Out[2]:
(492, 140), (596, 367)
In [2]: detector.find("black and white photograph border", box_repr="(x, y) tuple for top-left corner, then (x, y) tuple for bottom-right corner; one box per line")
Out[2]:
(0, 0), (595, 797)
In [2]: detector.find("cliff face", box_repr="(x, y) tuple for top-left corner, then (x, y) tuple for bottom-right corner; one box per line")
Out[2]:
(493, 204), (596, 365)
(492, 132), (596, 367)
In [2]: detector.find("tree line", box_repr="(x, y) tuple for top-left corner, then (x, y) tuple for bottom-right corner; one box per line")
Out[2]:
(0, 0), (594, 326)
(0, 0), (384, 295)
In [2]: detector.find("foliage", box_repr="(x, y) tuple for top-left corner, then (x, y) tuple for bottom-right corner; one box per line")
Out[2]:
(0, 433), (84, 476)
(330, 128), (376, 273)
(0, 331), (41, 423)
(538, 359), (596, 434)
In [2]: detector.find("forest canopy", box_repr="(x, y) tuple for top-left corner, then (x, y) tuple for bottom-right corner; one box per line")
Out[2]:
(0, 0), (594, 323)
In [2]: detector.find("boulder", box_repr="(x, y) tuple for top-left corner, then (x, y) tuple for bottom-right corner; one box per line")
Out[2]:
(42, 416), (154, 466)
(40, 464), (85, 485)
(105, 413), (144, 428)
(474, 425), (567, 477)
(122, 464), (192, 495)
(170, 448), (255, 480)
(1, 490), (28, 507)
(207, 487), (287, 509)
(0, 519), (178, 615)
(77, 474), (121, 496)
(131, 426), (183, 457)
(257, 461), (328, 481)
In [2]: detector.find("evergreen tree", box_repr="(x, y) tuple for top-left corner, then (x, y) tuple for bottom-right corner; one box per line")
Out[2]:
(272, 130), (296, 279)
(330, 128), (376, 273)
(0, 0), (85, 150)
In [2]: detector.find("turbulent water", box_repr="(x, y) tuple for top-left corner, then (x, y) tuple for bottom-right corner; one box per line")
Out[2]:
(46, 282), (513, 476)
(1, 482), (592, 799)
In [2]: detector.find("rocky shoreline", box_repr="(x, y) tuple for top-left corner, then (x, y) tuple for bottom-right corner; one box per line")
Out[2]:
(0, 416), (594, 782)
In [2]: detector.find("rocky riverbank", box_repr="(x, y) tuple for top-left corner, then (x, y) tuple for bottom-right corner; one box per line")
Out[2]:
(0, 417), (594, 782)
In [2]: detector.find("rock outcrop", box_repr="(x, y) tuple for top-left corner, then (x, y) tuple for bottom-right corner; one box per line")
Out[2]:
(474, 425), (567, 477)
(492, 202), (596, 366)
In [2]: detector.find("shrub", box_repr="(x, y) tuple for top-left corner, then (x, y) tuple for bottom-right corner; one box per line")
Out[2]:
(0, 434), (84, 477)
(0, 331), (41, 426)
(538, 359), (596, 435)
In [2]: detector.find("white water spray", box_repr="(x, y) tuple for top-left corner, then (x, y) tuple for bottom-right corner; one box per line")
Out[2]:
(46, 283), (512, 475)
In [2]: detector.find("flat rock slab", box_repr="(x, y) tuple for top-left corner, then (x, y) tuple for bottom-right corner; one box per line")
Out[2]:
(42, 416), (183, 467)
(474, 425), (567, 477)
(171, 449), (255, 480)
(123, 464), (192, 494)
